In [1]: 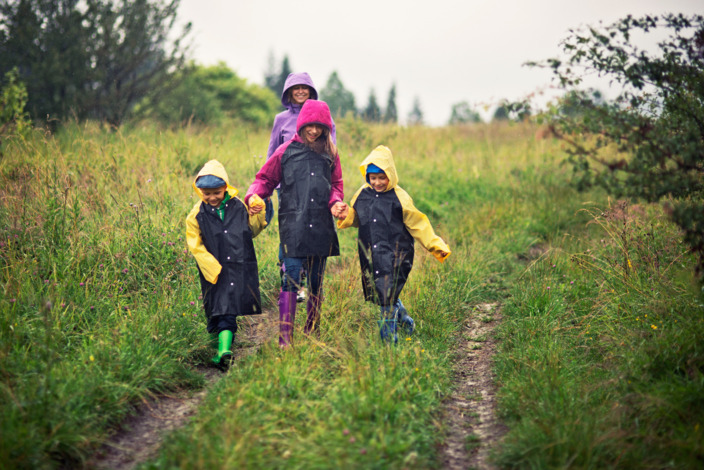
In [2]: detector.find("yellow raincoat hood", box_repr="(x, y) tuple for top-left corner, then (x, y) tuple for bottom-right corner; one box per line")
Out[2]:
(192, 159), (238, 201)
(358, 145), (398, 192)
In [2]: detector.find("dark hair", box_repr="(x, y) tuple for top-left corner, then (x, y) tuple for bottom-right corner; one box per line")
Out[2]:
(300, 125), (337, 164)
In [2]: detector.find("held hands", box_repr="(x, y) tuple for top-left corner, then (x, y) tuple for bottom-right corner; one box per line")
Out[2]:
(330, 202), (348, 220)
(247, 195), (265, 216)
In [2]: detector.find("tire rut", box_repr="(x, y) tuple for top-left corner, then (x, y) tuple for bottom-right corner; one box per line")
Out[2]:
(88, 310), (277, 470)
(441, 302), (507, 470)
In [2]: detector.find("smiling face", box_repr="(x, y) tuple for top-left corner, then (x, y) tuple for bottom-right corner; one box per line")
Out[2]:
(368, 173), (389, 192)
(302, 124), (323, 144)
(201, 185), (227, 207)
(289, 85), (311, 105)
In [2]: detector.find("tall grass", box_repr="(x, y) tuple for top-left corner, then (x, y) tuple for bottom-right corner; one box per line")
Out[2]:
(1, 119), (700, 468)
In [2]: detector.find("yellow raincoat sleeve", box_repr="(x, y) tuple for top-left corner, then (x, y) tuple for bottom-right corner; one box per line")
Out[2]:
(336, 186), (364, 229)
(246, 194), (267, 237)
(396, 188), (451, 263)
(185, 202), (222, 284)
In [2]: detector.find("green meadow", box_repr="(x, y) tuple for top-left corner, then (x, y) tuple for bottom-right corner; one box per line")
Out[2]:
(1, 120), (702, 469)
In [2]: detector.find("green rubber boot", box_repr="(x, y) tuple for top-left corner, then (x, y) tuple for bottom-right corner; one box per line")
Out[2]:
(211, 330), (234, 371)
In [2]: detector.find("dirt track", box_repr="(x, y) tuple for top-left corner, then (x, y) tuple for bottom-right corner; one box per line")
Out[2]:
(89, 304), (505, 469)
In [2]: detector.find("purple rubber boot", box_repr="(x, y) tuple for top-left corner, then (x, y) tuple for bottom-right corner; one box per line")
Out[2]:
(304, 294), (322, 336)
(278, 290), (297, 347)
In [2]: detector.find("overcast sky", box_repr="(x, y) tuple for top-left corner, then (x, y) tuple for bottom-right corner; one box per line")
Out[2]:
(177, 0), (702, 126)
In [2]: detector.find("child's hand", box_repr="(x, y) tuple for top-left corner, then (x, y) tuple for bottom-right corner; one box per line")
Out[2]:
(330, 202), (347, 219)
(337, 204), (350, 220)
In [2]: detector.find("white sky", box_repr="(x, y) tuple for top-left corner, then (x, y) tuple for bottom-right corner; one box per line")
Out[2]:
(177, 0), (702, 126)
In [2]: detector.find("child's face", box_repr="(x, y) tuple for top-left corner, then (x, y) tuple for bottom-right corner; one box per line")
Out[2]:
(201, 185), (227, 207)
(368, 173), (389, 192)
(302, 124), (323, 144)
(290, 85), (311, 105)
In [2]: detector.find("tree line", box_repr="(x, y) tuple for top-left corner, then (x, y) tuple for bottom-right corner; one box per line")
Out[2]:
(0, 0), (490, 130)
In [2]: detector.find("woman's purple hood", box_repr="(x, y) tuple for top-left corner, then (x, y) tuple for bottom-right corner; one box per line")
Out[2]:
(281, 72), (319, 107)
(296, 100), (333, 134)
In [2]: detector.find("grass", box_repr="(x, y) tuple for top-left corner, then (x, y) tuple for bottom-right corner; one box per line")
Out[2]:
(1, 118), (702, 468)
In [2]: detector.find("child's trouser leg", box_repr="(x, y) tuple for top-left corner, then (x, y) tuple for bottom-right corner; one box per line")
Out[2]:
(378, 305), (398, 344)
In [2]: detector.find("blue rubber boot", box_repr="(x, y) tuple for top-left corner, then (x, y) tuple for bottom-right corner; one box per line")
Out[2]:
(394, 299), (415, 335)
(378, 306), (398, 344)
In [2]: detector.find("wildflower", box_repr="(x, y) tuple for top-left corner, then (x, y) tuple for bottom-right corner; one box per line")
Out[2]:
(61, 303), (66, 308)
(651, 325), (657, 330)
(79, 282), (85, 287)
(10, 298), (16, 303)
(547, 286), (551, 290)
(360, 448), (367, 455)
(570, 281), (574, 285)
(627, 259), (633, 270)
(415, 368), (419, 372)
(90, 306), (95, 310)
(405, 337), (412, 341)
(44, 279), (50, 284)
(89, 355), (95, 362)
(421, 349), (425, 353)
(99, 264), (104, 268)
(349, 437), (356, 443)
(552, 264), (556, 268)
(343, 429), (350, 436)
(122, 268), (128, 274)
(190, 301), (195, 305)
(147, 178), (152, 183)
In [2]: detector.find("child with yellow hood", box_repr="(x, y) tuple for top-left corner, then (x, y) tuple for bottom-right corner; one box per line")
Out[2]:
(186, 160), (267, 370)
(336, 145), (451, 343)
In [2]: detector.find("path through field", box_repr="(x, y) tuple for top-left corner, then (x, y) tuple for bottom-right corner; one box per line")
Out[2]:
(88, 311), (278, 470)
(440, 302), (507, 470)
(90, 302), (506, 469)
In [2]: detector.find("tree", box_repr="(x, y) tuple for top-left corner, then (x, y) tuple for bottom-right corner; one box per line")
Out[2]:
(449, 101), (481, 124)
(531, 13), (704, 278)
(384, 84), (397, 123)
(0, 0), (93, 124)
(263, 50), (278, 94)
(407, 96), (423, 126)
(362, 88), (381, 122)
(140, 62), (279, 127)
(263, 52), (292, 98)
(0, 0), (191, 127)
(320, 71), (356, 118)
(492, 103), (509, 121)
(493, 99), (531, 122)
(0, 68), (31, 137)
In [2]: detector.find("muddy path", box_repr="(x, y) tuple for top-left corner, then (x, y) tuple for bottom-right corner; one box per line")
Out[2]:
(89, 302), (507, 469)
(440, 302), (507, 470)
(88, 310), (277, 470)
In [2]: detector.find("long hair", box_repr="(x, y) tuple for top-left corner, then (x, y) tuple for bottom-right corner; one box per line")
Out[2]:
(300, 125), (337, 163)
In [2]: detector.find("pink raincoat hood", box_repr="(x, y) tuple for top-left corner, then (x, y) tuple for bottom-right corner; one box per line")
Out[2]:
(296, 100), (333, 134)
